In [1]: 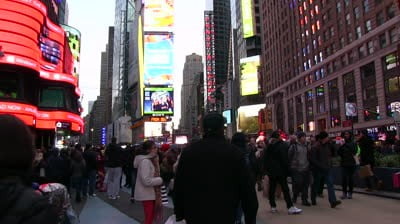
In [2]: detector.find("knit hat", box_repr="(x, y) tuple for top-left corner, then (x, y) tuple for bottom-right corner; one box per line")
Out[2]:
(203, 113), (225, 134)
(296, 132), (306, 139)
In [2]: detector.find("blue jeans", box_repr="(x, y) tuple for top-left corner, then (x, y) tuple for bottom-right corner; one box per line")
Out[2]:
(311, 169), (337, 204)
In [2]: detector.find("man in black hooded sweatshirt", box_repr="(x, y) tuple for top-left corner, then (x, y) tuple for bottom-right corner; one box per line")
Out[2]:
(174, 113), (258, 224)
(0, 114), (57, 224)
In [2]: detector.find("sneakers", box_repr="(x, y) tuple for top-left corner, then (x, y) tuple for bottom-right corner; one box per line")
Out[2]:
(288, 206), (302, 215)
(347, 193), (353, 199)
(270, 207), (278, 213)
(330, 200), (342, 208)
(108, 195), (117, 200)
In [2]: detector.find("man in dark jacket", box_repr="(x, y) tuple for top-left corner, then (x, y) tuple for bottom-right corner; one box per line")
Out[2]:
(357, 130), (378, 191)
(105, 137), (123, 199)
(309, 131), (341, 208)
(264, 131), (302, 214)
(338, 131), (357, 199)
(0, 114), (58, 224)
(174, 113), (258, 224)
(83, 144), (98, 197)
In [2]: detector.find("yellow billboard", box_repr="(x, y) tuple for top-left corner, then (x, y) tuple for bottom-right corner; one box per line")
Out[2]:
(241, 0), (254, 38)
(240, 55), (260, 96)
(144, 0), (174, 31)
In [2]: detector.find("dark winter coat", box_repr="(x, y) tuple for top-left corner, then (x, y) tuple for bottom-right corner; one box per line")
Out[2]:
(174, 136), (258, 224)
(105, 143), (123, 168)
(83, 149), (98, 171)
(309, 141), (335, 171)
(358, 136), (375, 166)
(338, 141), (357, 167)
(263, 139), (290, 177)
(0, 177), (58, 224)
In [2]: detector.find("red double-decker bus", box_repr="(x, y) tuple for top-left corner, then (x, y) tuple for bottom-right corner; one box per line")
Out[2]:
(0, 0), (83, 148)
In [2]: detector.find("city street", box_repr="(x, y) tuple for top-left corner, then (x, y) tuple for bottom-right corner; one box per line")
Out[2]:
(73, 188), (400, 224)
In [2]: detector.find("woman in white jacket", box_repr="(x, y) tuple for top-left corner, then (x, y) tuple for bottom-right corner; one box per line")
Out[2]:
(134, 141), (163, 224)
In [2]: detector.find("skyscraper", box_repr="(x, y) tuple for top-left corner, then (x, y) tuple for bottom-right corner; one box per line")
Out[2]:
(261, 0), (400, 135)
(204, 0), (232, 112)
(180, 53), (203, 135)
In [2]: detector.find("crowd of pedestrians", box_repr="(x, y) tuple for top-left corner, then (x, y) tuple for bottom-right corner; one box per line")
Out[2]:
(0, 112), (393, 224)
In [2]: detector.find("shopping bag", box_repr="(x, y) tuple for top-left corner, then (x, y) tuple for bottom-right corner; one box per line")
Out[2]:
(164, 215), (186, 224)
(359, 165), (374, 178)
(393, 172), (400, 189)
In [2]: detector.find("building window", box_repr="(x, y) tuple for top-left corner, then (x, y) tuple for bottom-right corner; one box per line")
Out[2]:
(387, 4), (396, 19)
(383, 53), (398, 71)
(364, 85), (377, 100)
(379, 33), (387, 48)
(346, 13), (351, 25)
(341, 55), (347, 66)
(390, 28), (398, 43)
(337, 2), (342, 13)
(348, 32), (353, 42)
(359, 45), (367, 58)
(363, 0), (370, 13)
(354, 7), (360, 20)
(0, 75), (18, 99)
(376, 11), (385, 26)
(355, 26), (362, 39)
(361, 62), (376, 79)
(330, 26), (335, 37)
(388, 77), (400, 94)
(345, 0), (350, 7)
(330, 98), (339, 110)
(316, 85), (324, 96)
(375, 0), (382, 5)
(344, 72), (355, 87)
(39, 88), (65, 108)
(367, 41), (374, 54)
(340, 37), (346, 49)
(365, 20), (372, 33)
(329, 79), (338, 89)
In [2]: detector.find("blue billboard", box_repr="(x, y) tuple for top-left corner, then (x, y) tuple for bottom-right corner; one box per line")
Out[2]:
(144, 34), (174, 86)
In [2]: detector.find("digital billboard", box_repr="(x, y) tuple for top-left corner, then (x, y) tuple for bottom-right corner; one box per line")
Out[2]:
(240, 55), (260, 96)
(241, 0), (255, 38)
(143, 87), (174, 115)
(204, 11), (216, 110)
(61, 25), (81, 79)
(144, 0), (174, 31)
(144, 34), (174, 86)
(237, 104), (265, 133)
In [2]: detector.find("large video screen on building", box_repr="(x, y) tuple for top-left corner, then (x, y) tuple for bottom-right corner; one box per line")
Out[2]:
(144, 34), (174, 86)
(61, 25), (81, 79)
(238, 104), (265, 133)
(144, 0), (174, 31)
(143, 87), (174, 115)
(240, 55), (260, 96)
(241, 0), (255, 38)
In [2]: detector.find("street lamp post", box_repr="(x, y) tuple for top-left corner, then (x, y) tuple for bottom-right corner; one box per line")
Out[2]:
(393, 111), (400, 140)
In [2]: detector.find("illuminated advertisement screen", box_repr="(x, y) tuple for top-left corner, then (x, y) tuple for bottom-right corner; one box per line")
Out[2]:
(144, 121), (173, 137)
(144, 34), (174, 86)
(240, 55), (260, 96)
(61, 25), (81, 79)
(144, 0), (174, 31)
(223, 110), (231, 124)
(143, 87), (174, 115)
(204, 11), (216, 109)
(241, 0), (254, 38)
(238, 104), (265, 133)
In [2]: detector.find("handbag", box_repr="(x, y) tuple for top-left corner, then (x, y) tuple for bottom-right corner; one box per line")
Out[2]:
(359, 164), (374, 178)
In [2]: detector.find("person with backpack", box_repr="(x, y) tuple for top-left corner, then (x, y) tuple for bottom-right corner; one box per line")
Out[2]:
(263, 131), (302, 215)
(289, 132), (311, 206)
(0, 114), (58, 224)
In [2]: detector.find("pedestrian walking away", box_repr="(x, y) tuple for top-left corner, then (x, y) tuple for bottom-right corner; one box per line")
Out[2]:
(174, 113), (258, 224)
(105, 137), (123, 200)
(263, 131), (302, 215)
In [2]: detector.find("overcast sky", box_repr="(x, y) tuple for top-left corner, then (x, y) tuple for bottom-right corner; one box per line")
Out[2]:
(67, 0), (205, 124)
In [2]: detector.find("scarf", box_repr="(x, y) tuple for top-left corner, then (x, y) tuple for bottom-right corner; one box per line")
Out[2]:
(151, 155), (163, 224)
